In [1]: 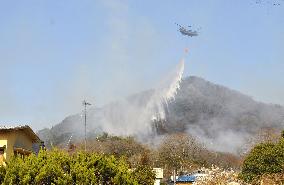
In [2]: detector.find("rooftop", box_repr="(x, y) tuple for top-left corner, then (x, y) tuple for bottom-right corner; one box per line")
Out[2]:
(0, 125), (41, 143)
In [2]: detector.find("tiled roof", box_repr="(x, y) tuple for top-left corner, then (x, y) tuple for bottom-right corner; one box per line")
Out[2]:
(0, 125), (28, 129)
(0, 125), (41, 142)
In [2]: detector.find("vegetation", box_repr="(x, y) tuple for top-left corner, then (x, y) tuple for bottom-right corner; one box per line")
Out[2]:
(6, 130), (284, 184)
(38, 76), (284, 156)
(132, 165), (156, 185)
(258, 173), (284, 185)
(76, 133), (152, 168)
(194, 166), (242, 185)
(240, 131), (284, 184)
(72, 132), (242, 182)
(156, 133), (212, 173)
(0, 149), (155, 185)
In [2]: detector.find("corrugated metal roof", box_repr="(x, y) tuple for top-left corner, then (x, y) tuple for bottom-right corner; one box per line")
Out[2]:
(176, 175), (196, 182)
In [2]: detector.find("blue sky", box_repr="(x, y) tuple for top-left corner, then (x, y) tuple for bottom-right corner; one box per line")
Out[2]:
(0, 0), (283, 130)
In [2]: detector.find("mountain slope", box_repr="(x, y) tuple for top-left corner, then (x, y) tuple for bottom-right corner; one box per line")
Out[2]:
(164, 76), (284, 153)
(38, 76), (284, 153)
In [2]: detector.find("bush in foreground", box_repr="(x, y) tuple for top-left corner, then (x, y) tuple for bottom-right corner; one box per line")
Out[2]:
(240, 133), (284, 183)
(0, 149), (155, 185)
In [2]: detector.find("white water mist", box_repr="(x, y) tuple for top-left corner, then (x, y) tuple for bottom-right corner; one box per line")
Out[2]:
(94, 59), (185, 136)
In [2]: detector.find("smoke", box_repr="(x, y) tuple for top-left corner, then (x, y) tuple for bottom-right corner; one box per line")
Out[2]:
(44, 61), (284, 155)
(41, 66), (284, 155)
(0, 0), (167, 131)
(185, 119), (252, 154)
(164, 76), (284, 154)
(88, 60), (185, 137)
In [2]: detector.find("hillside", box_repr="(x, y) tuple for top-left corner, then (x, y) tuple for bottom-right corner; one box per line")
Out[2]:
(38, 76), (284, 153)
(164, 76), (284, 153)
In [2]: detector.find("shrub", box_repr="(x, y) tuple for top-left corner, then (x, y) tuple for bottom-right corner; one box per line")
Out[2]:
(132, 165), (156, 185)
(240, 136), (284, 183)
(0, 165), (5, 184)
(0, 149), (155, 185)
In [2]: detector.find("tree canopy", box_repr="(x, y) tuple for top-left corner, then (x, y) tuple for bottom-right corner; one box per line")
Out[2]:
(0, 149), (155, 185)
(240, 132), (284, 183)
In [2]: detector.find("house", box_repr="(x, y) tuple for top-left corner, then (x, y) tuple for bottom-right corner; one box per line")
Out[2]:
(175, 171), (208, 185)
(153, 168), (163, 185)
(175, 175), (195, 185)
(0, 125), (41, 164)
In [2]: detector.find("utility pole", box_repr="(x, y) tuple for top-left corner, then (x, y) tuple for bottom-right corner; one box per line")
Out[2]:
(82, 100), (91, 152)
(173, 169), (176, 185)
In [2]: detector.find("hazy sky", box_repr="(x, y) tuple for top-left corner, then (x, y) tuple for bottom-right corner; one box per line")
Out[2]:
(0, 0), (283, 130)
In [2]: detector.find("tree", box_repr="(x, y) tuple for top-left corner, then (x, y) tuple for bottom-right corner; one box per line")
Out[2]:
(240, 132), (284, 183)
(3, 149), (73, 185)
(0, 165), (5, 184)
(132, 165), (155, 185)
(157, 133), (207, 172)
(240, 127), (280, 156)
(0, 148), (156, 185)
(81, 134), (149, 168)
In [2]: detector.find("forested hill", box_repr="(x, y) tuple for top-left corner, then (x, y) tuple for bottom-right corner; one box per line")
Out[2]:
(38, 76), (284, 153)
(164, 76), (284, 153)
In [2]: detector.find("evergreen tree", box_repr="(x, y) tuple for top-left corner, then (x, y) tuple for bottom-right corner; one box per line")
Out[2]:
(0, 148), (155, 185)
(240, 131), (284, 183)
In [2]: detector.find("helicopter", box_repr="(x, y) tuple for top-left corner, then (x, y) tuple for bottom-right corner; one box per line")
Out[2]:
(175, 23), (199, 37)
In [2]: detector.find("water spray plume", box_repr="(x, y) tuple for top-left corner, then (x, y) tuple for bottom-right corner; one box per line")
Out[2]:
(94, 59), (185, 137)
(149, 59), (185, 121)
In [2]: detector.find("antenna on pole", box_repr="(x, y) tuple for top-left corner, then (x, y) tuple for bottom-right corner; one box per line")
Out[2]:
(82, 100), (91, 152)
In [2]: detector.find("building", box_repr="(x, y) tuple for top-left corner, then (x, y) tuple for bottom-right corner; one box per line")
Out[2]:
(153, 168), (163, 185)
(175, 175), (195, 185)
(0, 125), (41, 164)
(175, 171), (208, 185)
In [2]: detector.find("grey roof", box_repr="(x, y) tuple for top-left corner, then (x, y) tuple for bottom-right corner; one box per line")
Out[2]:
(0, 125), (41, 142)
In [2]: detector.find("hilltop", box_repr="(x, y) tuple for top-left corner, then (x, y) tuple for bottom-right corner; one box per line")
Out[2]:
(38, 76), (284, 153)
